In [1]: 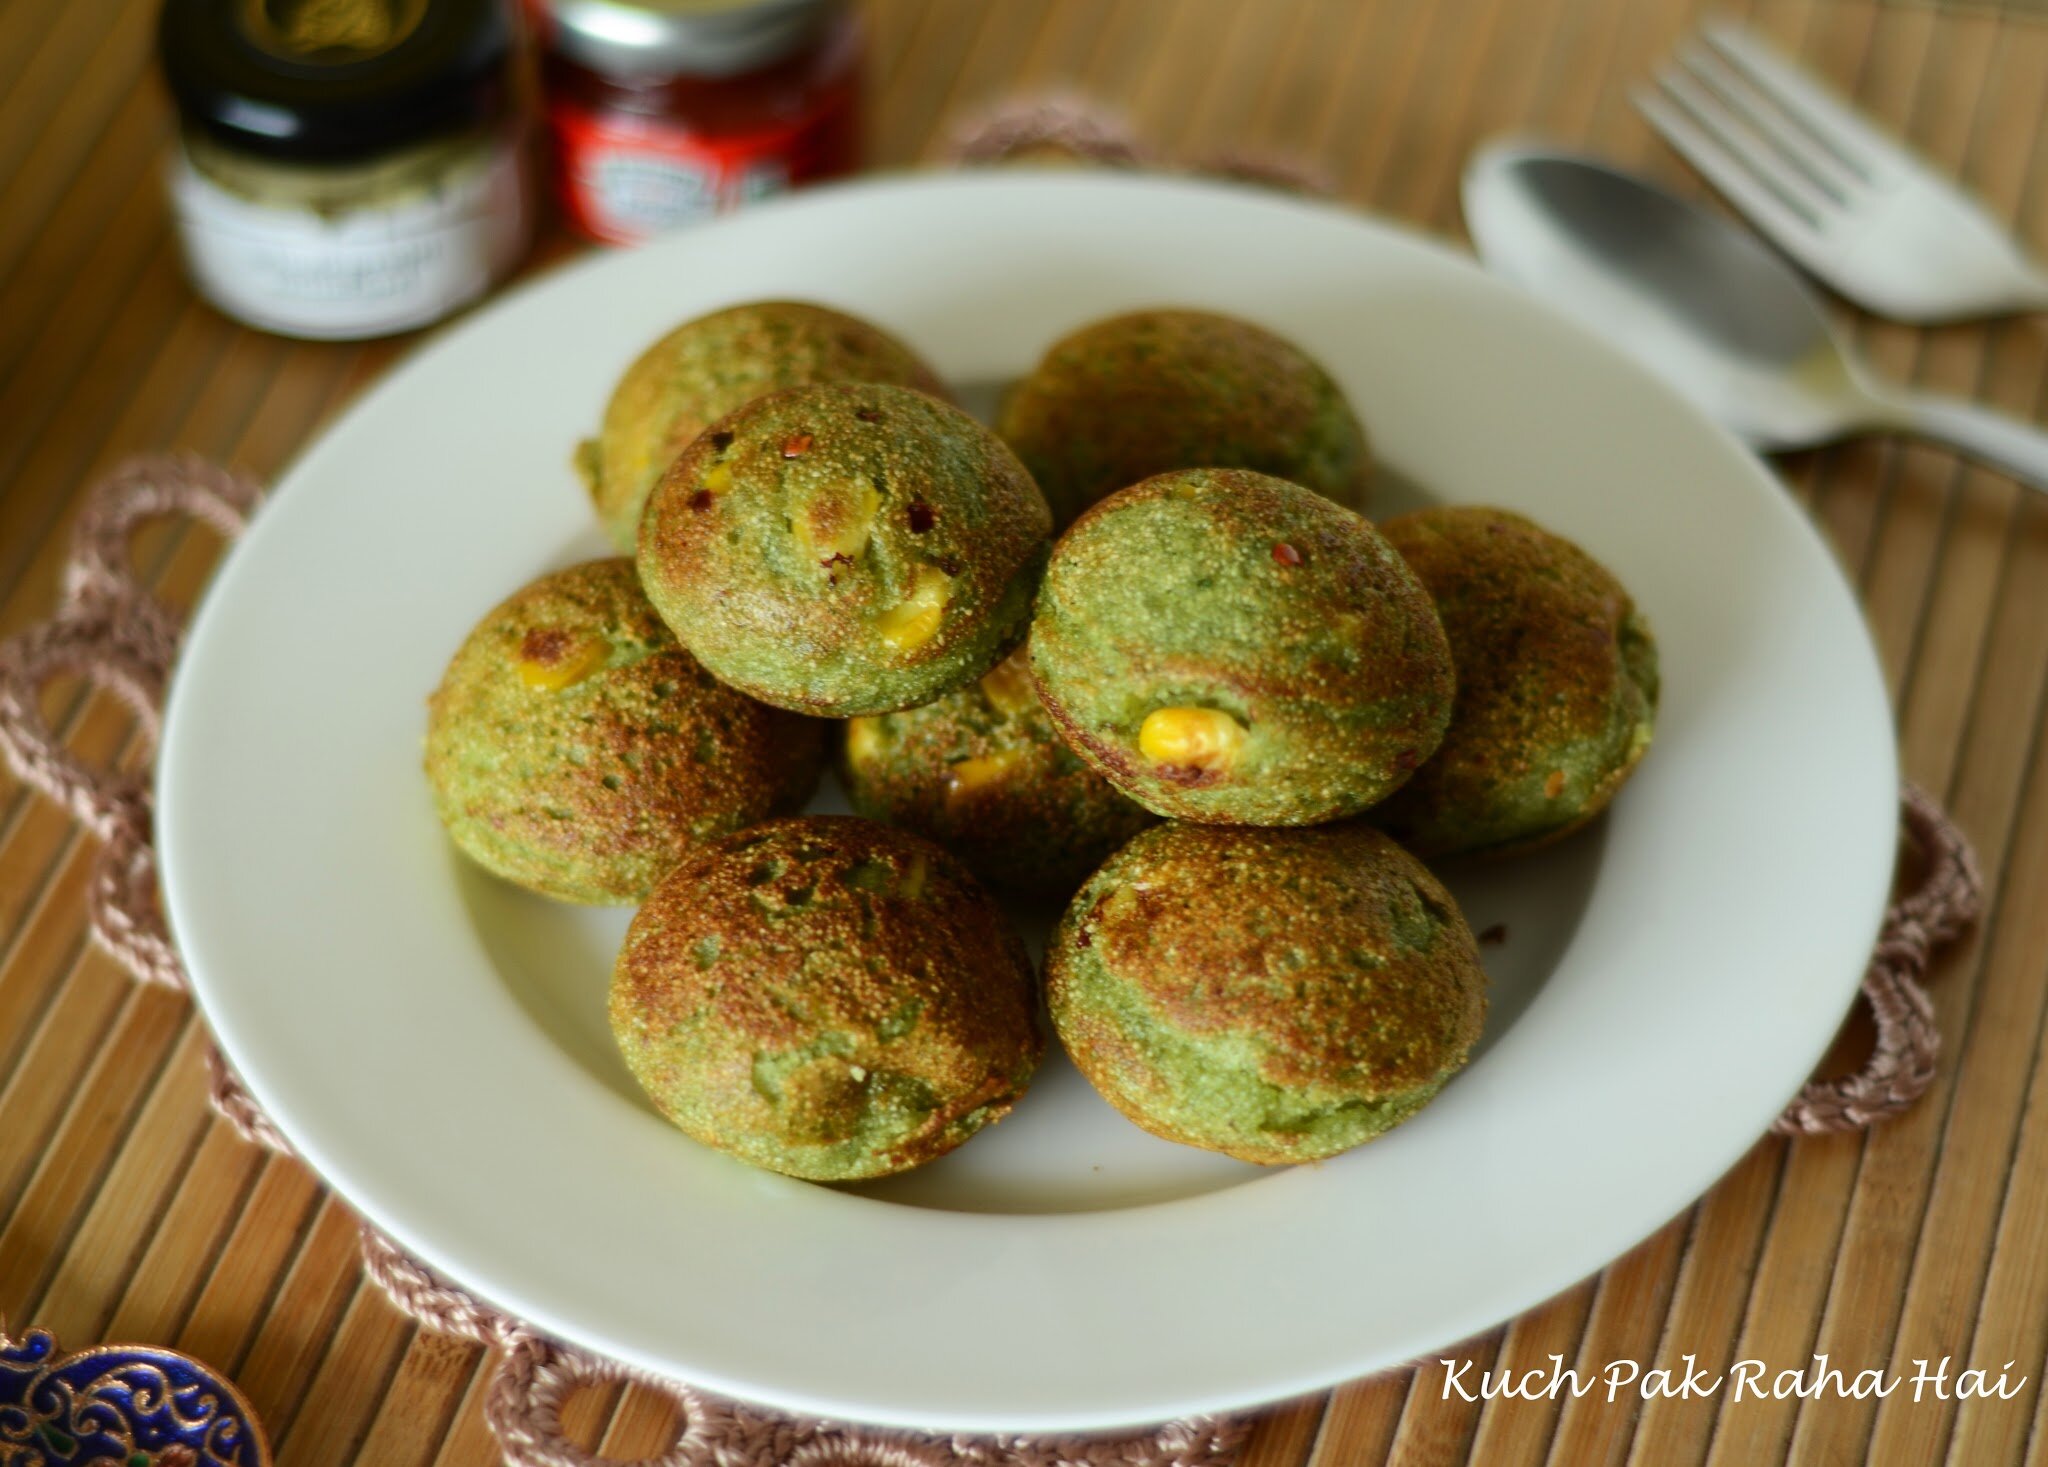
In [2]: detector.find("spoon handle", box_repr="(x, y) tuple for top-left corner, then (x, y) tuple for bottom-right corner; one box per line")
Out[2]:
(1880, 391), (2048, 492)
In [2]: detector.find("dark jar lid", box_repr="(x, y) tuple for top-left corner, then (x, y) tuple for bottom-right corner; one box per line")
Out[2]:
(159, 0), (516, 164)
(543, 0), (834, 81)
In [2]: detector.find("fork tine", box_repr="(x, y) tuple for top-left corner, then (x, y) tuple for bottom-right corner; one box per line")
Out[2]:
(1674, 42), (1863, 206)
(1699, 20), (1899, 186)
(1634, 86), (1831, 249)
(1649, 69), (1835, 229)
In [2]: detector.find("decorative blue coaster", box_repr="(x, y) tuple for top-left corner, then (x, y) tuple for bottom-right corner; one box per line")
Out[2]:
(0, 1327), (270, 1467)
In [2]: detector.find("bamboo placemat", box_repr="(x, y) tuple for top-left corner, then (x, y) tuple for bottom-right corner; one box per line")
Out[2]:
(3, 1), (2047, 1464)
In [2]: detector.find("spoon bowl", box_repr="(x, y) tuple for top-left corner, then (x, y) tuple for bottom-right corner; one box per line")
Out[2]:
(1462, 141), (2048, 488)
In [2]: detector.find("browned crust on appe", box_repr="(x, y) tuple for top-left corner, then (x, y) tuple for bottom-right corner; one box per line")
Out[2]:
(1044, 821), (1487, 1164)
(609, 817), (1043, 1178)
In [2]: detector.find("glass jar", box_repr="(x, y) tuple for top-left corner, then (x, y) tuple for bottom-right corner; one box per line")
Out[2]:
(539, 0), (861, 245)
(158, 0), (533, 340)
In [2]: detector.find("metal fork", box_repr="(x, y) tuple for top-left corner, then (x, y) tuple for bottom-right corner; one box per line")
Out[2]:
(1636, 19), (2048, 323)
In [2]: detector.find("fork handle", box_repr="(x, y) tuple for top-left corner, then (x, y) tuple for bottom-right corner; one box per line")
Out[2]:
(1877, 391), (2048, 493)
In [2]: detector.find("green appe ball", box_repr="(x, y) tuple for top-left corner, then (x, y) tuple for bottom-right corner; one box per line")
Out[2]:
(1373, 506), (1659, 858)
(1029, 468), (1453, 825)
(839, 647), (1155, 895)
(1047, 821), (1488, 1164)
(638, 382), (1053, 717)
(996, 308), (1372, 526)
(577, 300), (946, 551)
(424, 558), (827, 904)
(608, 816), (1043, 1181)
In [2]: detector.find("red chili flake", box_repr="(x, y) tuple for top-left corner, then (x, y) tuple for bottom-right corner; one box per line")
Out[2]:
(935, 555), (962, 576)
(688, 489), (715, 512)
(707, 430), (734, 452)
(906, 501), (937, 533)
(1394, 747), (1420, 771)
(781, 433), (814, 459)
(855, 407), (883, 423)
(520, 628), (570, 663)
(819, 552), (854, 570)
(1076, 928), (1092, 949)
(1272, 542), (1303, 566)
(1479, 923), (1509, 947)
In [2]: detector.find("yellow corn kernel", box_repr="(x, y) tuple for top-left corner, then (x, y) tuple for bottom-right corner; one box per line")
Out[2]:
(1138, 707), (1247, 772)
(874, 566), (953, 652)
(978, 648), (1038, 719)
(700, 461), (733, 495)
(516, 630), (608, 692)
(794, 476), (881, 566)
(845, 716), (885, 766)
(945, 749), (1022, 801)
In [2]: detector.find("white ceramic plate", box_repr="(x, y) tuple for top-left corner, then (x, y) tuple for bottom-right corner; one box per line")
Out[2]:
(158, 172), (1897, 1434)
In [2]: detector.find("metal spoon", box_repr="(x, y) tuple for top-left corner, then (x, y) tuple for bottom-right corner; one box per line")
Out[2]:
(1461, 141), (2048, 491)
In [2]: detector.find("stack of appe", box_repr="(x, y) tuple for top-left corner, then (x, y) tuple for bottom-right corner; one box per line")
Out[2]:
(424, 299), (1658, 1181)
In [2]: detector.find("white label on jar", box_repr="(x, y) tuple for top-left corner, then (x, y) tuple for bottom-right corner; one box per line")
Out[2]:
(582, 150), (722, 238)
(168, 142), (528, 340)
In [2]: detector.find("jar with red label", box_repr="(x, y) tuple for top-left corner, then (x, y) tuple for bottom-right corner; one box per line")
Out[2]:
(538, 0), (860, 245)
